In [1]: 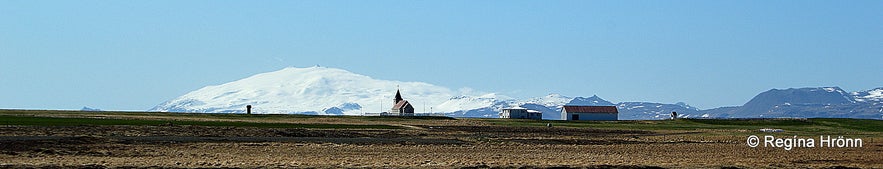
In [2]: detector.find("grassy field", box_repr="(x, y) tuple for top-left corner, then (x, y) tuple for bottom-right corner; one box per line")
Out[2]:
(0, 115), (402, 129)
(0, 109), (881, 168)
(482, 118), (883, 134)
(5, 109), (880, 131)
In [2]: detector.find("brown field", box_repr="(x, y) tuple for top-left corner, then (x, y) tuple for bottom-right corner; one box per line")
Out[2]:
(0, 110), (880, 168)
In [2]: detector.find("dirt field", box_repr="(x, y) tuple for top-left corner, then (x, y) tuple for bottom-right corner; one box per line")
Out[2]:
(0, 110), (880, 168)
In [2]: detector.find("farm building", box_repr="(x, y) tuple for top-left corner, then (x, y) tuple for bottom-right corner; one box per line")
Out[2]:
(499, 108), (542, 120)
(389, 89), (415, 116)
(561, 106), (618, 121)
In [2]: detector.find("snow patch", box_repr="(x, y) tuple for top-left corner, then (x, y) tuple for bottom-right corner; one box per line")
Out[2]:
(823, 87), (837, 92)
(864, 89), (883, 99)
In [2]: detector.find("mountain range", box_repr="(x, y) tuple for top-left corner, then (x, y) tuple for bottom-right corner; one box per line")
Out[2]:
(150, 67), (883, 120)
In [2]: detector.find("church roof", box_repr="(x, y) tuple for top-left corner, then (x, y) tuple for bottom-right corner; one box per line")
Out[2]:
(393, 100), (411, 109)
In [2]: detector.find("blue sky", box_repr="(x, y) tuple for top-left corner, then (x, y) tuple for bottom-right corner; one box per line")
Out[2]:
(1, 0), (881, 111)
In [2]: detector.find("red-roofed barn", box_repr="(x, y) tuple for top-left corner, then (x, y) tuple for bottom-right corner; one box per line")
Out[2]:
(561, 106), (618, 121)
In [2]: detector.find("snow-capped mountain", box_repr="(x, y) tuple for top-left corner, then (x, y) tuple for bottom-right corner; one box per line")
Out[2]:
(617, 102), (702, 120)
(733, 87), (854, 117)
(525, 95), (619, 120)
(151, 66), (465, 115)
(447, 87), (883, 120)
(851, 88), (883, 118)
(568, 95), (616, 106)
(437, 94), (699, 120)
(435, 94), (514, 118)
(523, 94), (572, 107)
(853, 87), (883, 103)
(152, 67), (882, 119)
(697, 87), (882, 119)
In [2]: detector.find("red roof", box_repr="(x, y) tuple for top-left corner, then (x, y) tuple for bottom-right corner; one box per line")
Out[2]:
(562, 106), (618, 113)
(393, 100), (411, 109)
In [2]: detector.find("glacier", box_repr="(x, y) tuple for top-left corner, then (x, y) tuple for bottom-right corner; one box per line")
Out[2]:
(151, 66), (462, 115)
(151, 67), (883, 120)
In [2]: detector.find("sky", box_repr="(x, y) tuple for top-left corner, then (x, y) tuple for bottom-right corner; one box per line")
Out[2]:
(1, 0), (881, 111)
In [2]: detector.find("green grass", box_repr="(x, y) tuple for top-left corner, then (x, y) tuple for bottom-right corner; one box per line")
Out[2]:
(1, 109), (880, 134)
(808, 118), (883, 132)
(0, 109), (455, 120)
(481, 118), (883, 134)
(0, 115), (400, 129)
(0, 109), (322, 119)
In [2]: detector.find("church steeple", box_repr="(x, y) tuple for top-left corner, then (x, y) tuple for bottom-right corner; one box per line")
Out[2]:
(389, 88), (414, 116)
(393, 89), (403, 105)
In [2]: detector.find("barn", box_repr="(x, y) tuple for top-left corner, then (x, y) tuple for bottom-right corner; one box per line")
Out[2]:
(561, 106), (618, 121)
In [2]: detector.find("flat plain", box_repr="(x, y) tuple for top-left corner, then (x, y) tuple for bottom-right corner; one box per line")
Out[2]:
(0, 110), (880, 168)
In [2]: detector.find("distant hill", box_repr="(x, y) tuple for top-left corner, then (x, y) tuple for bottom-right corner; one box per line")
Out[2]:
(81, 106), (102, 111)
(718, 87), (882, 119)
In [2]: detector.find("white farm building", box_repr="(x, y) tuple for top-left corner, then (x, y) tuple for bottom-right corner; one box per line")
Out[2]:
(499, 108), (542, 120)
(561, 106), (618, 121)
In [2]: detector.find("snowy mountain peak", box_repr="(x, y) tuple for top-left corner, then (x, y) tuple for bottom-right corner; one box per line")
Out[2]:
(853, 87), (883, 102)
(674, 102), (700, 110)
(545, 93), (564, 98)
(525, 94), (572, 107)
(732, 87), (856, 117)
(150, 67), (883, 120)
(567, 95), (614, 106)
(150, 67), (457, 115)
(435, 94), (512, 114)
